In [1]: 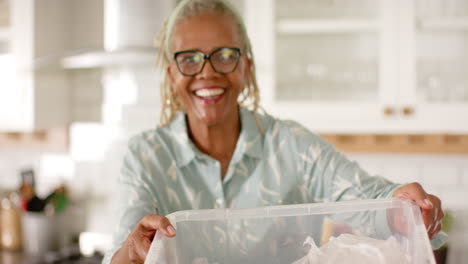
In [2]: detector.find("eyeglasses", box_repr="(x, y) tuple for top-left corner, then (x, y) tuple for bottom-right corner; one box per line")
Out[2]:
(173, 47), (241, 76)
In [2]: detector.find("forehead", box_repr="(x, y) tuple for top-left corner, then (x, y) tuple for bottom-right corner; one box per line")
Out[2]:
(171, 12), (243, 53)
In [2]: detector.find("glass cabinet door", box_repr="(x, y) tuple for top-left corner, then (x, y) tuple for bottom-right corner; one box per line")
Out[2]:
(414, 0), (468, 104)
(246, 0), (468, 132)
(274, 0), (382, 103)
(276, 33), (379, 102)
(276, 0), (379, 19)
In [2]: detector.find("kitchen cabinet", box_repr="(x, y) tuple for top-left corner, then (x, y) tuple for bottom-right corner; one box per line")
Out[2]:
(0, 0), (73, 132)
(245, 0), (468, 134)
(0, 0), (172, 131)
(62, 0), (175, 126)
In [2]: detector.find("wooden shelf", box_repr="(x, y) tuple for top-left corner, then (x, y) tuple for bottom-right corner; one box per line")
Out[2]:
(0, 127), (69, 151)
(277, 19), (379, 34)
(321, 134), (468, 154)
(61, 48), (157, 69)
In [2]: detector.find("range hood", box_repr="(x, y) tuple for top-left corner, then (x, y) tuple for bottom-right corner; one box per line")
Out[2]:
(60, 0), (174, 69)
(61, 47), (157, 69)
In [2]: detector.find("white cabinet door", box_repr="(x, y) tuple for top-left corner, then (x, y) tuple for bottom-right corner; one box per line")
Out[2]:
(400, 0), (468, 133)
(246, 0), (399, 133)
(246, 0), (468, 133)
(0, 0), (72, 132)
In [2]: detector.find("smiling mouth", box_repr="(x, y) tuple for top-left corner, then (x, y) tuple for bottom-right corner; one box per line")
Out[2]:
(193, 88), (226, 99)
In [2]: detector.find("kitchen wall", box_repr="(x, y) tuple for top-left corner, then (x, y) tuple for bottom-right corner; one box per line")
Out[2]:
(1, 0), (467, 263)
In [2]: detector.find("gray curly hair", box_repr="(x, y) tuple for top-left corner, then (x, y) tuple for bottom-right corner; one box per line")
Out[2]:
(156, 0), (263, 133)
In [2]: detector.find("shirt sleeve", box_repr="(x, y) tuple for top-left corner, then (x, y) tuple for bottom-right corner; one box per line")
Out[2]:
(102, 138), (159, 264)
(283, 120), (400, 202)
(297, 133), (449, 249)
(307, 144), (401, 202)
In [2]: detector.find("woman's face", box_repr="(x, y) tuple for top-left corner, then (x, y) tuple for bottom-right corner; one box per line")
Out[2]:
(168, 12), (250, 127)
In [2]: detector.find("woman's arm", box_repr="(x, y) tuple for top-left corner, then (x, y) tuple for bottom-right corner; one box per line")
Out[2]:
(103, 139), (174, 264)
(300, 133), (443, 241)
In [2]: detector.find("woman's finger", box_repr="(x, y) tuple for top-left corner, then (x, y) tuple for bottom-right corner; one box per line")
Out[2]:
(393, 183), (445, 235)
(394, 183), (432, 209)
(140, 214), (176, 237)
(424, 195), (444, 239)
(126, 214), (177, 263)
(429, 220), (442, 239)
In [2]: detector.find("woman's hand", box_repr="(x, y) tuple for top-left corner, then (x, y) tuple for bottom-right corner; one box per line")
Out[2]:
(111, 214), (176, 264)
(393, 182), (444, 239)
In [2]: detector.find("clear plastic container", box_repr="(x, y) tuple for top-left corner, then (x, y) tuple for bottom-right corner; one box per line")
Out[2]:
(145, 199), (435, 264)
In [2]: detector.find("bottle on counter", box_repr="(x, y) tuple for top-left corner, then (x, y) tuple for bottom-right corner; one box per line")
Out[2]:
(0, 192), (22, 251)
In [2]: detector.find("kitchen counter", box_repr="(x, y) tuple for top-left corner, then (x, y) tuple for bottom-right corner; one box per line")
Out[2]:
(0, 250), (36, 264)
(0, 249), (103, 264)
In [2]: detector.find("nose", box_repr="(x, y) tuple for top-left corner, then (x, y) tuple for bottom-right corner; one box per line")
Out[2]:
(197, 59), (221, 79)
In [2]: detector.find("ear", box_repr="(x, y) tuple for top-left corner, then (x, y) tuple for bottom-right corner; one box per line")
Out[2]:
(167, 65), (174, 84)
(167, 64), (178, 93)
(167, 65), (182, 104)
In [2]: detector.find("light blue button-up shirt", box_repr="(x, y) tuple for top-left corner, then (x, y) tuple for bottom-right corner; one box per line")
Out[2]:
(103, 107), (405, 263)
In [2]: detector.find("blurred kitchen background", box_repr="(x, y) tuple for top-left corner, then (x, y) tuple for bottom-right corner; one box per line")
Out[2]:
(0, 0), (467, 263)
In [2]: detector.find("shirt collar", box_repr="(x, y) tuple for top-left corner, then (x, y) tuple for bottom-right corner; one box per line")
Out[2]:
(168, 106), (264, 167)
(168, 111), (197, 167)
(234, 107), (263, 161)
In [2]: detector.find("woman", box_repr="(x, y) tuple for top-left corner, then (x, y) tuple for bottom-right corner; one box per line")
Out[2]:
(104, 1), (444, 263)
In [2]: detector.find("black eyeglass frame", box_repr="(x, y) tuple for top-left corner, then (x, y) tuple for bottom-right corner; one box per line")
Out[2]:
(173, 47), (242, 76)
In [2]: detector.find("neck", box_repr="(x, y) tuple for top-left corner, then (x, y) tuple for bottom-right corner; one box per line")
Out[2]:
(186, 109), (241, 163)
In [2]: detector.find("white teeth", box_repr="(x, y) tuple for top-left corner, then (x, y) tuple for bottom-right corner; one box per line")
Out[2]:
(194, 88), (225, 98)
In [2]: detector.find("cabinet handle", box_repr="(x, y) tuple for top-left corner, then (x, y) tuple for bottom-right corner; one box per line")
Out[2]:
(383, 107), (395, 116)
(402, 107), (414, 116)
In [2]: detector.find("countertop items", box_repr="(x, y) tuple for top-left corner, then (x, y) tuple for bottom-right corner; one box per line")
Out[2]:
(18, 168), (69, 214)
(0, 246), (103, 264)
(0, 168), (73, 258)
(0, 192), (22, 251)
